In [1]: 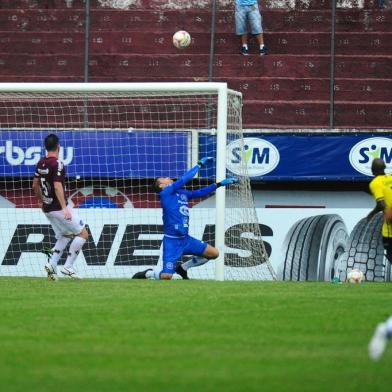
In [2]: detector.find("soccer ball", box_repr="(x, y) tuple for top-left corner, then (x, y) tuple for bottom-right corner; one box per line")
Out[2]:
(347, 268), (364, 284)
(173, 30), (191, 49)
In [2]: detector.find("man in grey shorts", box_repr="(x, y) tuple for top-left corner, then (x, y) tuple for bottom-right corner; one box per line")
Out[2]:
(235, 0), (267, 55)
(32, 134), (88, 280)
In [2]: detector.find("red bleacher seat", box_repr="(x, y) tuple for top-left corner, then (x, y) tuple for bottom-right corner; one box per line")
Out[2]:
(0, 0), (391, 129)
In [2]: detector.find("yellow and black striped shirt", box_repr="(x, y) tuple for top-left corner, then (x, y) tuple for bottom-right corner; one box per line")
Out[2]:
(369, 174), (392, 238)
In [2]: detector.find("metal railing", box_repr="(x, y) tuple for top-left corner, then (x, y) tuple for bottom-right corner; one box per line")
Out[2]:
(80, 1), (358, 131)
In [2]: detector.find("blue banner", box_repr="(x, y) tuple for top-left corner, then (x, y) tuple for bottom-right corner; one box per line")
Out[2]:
(0, 130), (188, 178)
(1, 131), (392, 180)
(200, 133), (392, 181)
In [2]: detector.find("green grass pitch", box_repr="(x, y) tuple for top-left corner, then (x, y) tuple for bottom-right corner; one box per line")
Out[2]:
(1, 278), (392, 392)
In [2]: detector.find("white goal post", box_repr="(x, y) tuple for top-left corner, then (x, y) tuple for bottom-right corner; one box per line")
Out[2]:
(0, 82), (275, 281)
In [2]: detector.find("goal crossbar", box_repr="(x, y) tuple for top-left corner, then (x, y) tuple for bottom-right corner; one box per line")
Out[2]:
(0, 82), (242, 97)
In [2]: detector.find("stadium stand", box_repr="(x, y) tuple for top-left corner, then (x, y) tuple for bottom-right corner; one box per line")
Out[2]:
(0, 0), (391, 129)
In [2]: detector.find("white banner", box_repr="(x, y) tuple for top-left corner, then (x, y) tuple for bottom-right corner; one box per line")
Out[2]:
(0, 207), (375, 280)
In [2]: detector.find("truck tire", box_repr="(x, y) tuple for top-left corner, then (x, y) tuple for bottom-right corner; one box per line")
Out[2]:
(338, 213), (391, 282)
(278, 214), (348, 281)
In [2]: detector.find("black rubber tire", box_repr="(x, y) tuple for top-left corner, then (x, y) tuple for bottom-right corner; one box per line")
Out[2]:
(338, 213), (391, 282)
(278, 214), (348, 281)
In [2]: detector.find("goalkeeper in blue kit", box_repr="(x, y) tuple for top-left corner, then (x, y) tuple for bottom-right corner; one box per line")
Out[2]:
(132, 157), (238, 280)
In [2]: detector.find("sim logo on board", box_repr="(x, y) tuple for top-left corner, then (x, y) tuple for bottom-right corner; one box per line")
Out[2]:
(349, 137), (392, 176)
(226, 137), (280, 177)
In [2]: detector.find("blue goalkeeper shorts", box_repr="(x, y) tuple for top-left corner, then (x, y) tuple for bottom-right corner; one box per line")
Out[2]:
(235, 3), (263, 35)
(161, 235), (208, 274)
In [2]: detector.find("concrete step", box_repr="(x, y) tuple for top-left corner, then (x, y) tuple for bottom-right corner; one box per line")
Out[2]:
(87, 54), (329, 78)
(244, 100), (329, 128)
(89, 31), (392, 55)
(0, 32), (84, 54)
(0, 0), (85, 8)
(93, 53), (391, 79)
(213, 54), (392, 79)
(0, 9), (86, 32)
(0, 0), (383, 11)
(0, 75), (83, 81)
(244, 100), (392, 129)
(0, 0), (390, 132)
(89, 9), (392, 33)
(0, 96), (389, 129)
(225, 77), (392, 102)
(334, 9), (392, 32)
(1, 53), (391, 79)
(266, 9), (392, 33)
(88, 76), (392, 103)
(0, 82), (389, 129)
(2, 31), (392, 56)
(0, 53), (84, 76)
(334, 101), (392, 128)
(3, 74), (378, 104)
(0, 98), (225, 130)
(334, 78), (392, 101)
(1, 9), (392, 33)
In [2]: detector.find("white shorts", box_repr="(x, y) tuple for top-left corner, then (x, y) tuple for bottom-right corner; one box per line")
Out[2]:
(45, 208), (86, 239)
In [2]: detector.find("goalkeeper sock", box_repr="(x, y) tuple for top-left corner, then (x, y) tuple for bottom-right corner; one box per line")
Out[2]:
(145, 269), (155, 279)
(50, 237), (71, 272)
(64, 236), (86, 269)
(145, 269), (162, 280)
(181, 256), (209, 270)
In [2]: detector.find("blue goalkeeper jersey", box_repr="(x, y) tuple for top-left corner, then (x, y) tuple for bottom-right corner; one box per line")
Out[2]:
(159, 165), (217, 237)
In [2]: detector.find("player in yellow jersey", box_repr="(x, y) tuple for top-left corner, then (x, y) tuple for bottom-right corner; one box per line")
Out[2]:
(367, 158), (392, 263)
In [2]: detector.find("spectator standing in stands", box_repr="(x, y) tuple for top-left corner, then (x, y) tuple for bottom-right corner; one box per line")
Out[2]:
(235, 0), (268, 55)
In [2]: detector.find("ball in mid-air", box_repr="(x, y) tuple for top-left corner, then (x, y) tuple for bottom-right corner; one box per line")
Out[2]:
(347, 268), (364, 284)
(173, 30), (191, 49)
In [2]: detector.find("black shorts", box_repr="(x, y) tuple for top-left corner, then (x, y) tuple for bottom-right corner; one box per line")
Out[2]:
(382, 236), (392, 262)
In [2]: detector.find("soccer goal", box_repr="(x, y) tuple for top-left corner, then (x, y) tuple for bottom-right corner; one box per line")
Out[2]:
(0, 82), (275, 281)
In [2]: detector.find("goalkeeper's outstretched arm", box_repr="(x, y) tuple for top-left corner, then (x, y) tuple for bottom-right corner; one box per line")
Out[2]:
(169, 165), (200, 192)
(165, 157), (214, 193)
(185, 178), (239, 199)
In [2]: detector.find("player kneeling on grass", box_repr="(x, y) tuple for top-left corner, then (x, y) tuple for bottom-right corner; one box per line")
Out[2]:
(132, 157), (238, 280)
(32, 134), (88, 280)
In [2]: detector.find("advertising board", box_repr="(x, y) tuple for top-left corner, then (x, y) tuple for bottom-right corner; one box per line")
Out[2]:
(1, 207), (386, 281)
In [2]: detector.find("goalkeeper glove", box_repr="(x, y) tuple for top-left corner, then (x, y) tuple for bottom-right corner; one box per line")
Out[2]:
(217, 178), (239, 187)
(197, 157), (214, 167)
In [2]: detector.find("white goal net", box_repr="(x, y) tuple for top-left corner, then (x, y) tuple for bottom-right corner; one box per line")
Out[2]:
(0, 83), (275, 280)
